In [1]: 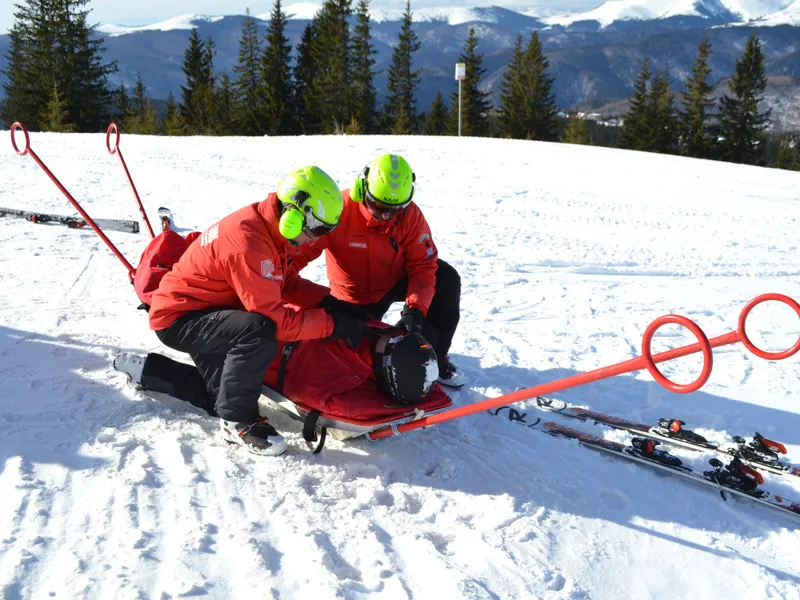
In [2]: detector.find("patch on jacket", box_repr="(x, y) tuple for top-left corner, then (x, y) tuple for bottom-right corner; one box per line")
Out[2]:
(261, 259), (283, 281)
(201, 224), (219, 247)
(349, 241), (367, 249)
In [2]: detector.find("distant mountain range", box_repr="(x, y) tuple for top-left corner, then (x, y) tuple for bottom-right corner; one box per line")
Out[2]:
(2, 2), (800, 130)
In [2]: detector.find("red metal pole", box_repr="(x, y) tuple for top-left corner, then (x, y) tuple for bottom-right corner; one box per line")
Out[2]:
(106, 123), (155, 240)
(11, 123), (137, 281)
(370, 294), (800, 440)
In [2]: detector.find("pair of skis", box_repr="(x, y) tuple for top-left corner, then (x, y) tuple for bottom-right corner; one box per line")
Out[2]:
(0, 206), (140, 234)
(490, 397), (800, 520)
(0, 206), (173, 235)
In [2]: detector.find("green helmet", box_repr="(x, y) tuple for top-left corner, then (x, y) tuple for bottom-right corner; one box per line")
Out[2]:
(365, 154), (415, 206)
(276, 166), (343, 239)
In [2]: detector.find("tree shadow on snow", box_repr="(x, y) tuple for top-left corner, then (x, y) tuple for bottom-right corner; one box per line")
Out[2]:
(0, 325), (185, 474)
(306, 352), (800, 582)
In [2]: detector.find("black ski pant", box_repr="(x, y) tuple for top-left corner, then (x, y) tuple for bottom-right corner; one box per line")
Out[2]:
(145, 309), (277, 422)
(362, 259), (461, 366)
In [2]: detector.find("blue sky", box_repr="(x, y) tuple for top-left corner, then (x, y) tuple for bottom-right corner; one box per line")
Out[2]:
(0, 1), (599, 33)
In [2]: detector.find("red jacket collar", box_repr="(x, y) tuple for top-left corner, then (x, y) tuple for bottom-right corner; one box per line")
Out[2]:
(257, 193), (289, 247)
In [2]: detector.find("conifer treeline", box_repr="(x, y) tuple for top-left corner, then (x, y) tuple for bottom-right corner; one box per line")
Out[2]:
(2, 0), (794, 170)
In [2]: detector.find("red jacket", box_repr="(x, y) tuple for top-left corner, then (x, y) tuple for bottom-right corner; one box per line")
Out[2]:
(149, 195), (334, 342)
(295, 190), (439, 314)
(263, 325), (451, 420)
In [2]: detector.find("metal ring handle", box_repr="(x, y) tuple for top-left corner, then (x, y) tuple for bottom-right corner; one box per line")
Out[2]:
(106, 123), (120, 155)
(11, 122), (30, 156)
(642, 314), (713, 393)
(738, 293), (800, 360)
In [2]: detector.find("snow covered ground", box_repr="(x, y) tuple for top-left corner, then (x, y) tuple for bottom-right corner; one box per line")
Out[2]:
(1, 131), (800, 599)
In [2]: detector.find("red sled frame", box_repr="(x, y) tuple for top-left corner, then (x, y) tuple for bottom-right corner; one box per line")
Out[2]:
(10, 123), (800, 450)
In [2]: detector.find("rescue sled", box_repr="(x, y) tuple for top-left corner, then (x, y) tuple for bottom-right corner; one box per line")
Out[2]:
(260, 383), (453, 452)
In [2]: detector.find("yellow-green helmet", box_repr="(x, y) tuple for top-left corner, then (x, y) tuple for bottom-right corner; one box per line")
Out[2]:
(364, 154), (415, 206)
(276, 166), (343, 239)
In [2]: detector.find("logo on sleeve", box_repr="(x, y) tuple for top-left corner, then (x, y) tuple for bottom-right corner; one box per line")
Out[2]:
(201, 224), (219, 247)
(261, 259), (282, 281)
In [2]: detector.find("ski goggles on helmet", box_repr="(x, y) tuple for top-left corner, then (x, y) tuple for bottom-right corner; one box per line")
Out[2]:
(303, 210), (337, 238)
(364, 188), (411, 219)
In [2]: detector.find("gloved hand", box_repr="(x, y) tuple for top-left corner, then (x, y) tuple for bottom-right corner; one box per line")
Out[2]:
(399, 305), (424, 334)
(329, 312), (373, 349)
(317, 294), (372, 321)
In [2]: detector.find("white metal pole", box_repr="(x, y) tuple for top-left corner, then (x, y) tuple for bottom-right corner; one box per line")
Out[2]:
(458, 79), (462, 137)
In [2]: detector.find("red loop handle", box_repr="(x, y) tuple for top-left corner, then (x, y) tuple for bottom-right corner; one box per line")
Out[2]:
(11, 122), (30, 156)
(106, 123), (120, 155)
(642, 315), (713, 393)
(738, 293), (800, 360)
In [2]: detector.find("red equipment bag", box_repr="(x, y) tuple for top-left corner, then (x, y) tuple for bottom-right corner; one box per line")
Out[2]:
(133, 230), (199, 309)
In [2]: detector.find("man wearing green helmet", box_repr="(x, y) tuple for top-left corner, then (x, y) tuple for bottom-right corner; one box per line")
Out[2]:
(295, 153), (463, 387)
(123, 165), (373, 457)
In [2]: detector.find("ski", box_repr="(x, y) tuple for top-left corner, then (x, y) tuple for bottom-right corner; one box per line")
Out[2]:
(533, 396), (800, 478)
(157, 206), (172, 232)
(0, 206), (139, 234)
(538, 420), (800, 520)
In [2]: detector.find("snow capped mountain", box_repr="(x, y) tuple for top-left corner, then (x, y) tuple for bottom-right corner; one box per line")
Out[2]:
(719, 0), (795, 21)
(544, 0), (734, 28)
(750, 0), (800, 24)
(97, 14), (224, 37)
(277, 3), (514, 26)
(263, 2), (321, 21)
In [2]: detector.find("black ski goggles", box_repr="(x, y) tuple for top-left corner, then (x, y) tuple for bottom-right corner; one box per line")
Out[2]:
(304, 211), (337, 238)
(364, 188), (411, 218)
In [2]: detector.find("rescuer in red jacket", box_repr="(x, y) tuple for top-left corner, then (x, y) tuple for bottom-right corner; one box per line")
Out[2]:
(294, 154), (464, 388)
(117, 166), (372, 457)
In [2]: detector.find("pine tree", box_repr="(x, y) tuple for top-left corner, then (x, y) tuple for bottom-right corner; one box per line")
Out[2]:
(163, 91), (184, 135)
(449, 27), (491, 136)
(41, 76), (76, 132)
(520, 31), (558, 141)
(774, 140), (795, 170)
(129, 72), (146, 132)
(261, 0), (294, 135)
(232, 8), (265, 135)
(351, 0), (377, 133)
(385, 0), (422, 133)
(180, 29), (216, 134)
(1, 2), (49, 128)
(563, 117), (589, 145)
(423, 90), (448, 135)
(619, 58), (652, 150)
(498, 35), (526, 139)
(648, 69), (678, 154)
(308, 0), (353, 133)
(717, 32), (771, 165)
(680, 36), (715, 159)
(212, 74), (235, 135)
(1, 0), (116, 131)
(116, 84), (134, 129)
(293, 20), (321, 133)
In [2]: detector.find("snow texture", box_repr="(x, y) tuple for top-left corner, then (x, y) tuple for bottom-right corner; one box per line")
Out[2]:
(1, 132), (800, 598)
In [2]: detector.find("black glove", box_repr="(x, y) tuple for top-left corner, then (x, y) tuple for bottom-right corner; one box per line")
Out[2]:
(329, 312), (373, 349)
(317, 294), (372, 321)
(399, 305), (424, 334)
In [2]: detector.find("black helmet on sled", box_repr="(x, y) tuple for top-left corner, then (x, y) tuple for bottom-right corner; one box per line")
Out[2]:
(373, 331), (439, 404)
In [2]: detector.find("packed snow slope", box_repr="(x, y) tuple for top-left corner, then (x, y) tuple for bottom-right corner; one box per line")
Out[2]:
(1, 132), (800, 599)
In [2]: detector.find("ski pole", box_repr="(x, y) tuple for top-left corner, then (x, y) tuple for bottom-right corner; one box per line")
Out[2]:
(106, 123), (155, 240)
(369, 293), (800, 440)
(11, 122), (137, 282)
